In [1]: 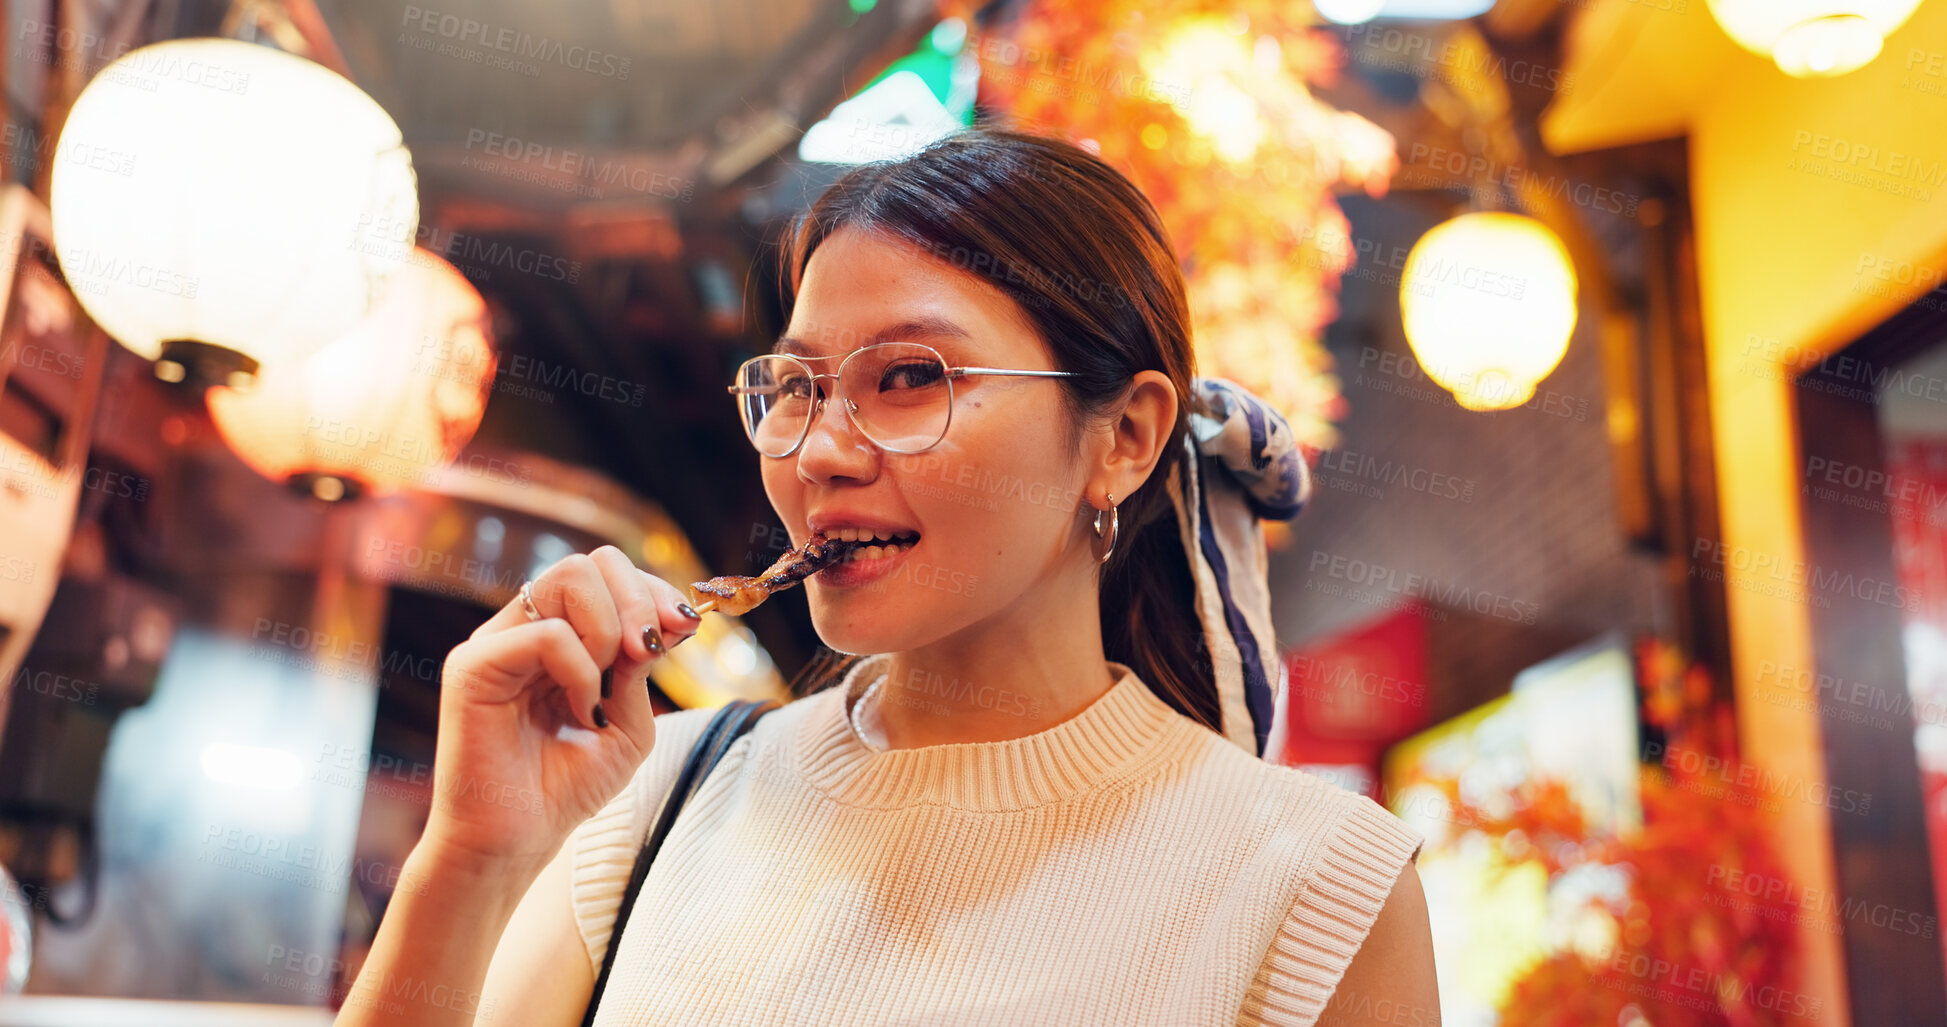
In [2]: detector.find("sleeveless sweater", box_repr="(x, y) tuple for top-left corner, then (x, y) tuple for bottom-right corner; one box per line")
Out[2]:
(568, 653), (1423, 1026)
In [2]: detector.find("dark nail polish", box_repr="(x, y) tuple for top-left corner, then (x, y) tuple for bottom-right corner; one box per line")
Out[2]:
(643, 624), (664, 656)
(676, 602), (700, 621)
(600, 667), (613, 699)
(592, 703), (609, 729)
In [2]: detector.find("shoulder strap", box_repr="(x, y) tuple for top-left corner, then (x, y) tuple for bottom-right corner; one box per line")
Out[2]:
(580, 698), (779, 1027)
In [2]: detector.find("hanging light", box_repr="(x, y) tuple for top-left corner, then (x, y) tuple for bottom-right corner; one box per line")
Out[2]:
(1704, 0), (1922, 77)
(1314, 0), (1387, 25)
(1398, 212), (1578, 412)
(50, 38), (418, 386)
(1145, 19), (1264, 167)
(204, 249), (496, 500)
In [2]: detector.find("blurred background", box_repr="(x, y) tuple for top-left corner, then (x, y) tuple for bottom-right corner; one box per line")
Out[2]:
(0, 0), (1943, 1023)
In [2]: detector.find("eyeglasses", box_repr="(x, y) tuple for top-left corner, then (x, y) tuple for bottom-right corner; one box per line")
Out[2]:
(728, 341), (1076, 458)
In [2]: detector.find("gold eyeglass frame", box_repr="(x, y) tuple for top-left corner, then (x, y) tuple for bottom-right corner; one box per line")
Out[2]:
(727, 341), (1077, 458)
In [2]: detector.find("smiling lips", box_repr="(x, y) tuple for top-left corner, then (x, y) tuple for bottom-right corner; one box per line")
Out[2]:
(687, 528), (922, 616)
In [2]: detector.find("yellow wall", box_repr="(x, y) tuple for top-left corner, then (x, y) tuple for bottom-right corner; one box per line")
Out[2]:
(1688, 6), (1947, 1025)
(1547, 3), (1947, 1022)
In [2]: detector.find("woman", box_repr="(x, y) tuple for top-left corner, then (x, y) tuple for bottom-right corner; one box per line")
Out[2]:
(337, 128), (1435, 1026)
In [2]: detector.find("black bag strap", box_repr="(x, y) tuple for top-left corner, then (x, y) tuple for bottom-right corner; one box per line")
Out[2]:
(580, 698), (778, 1027)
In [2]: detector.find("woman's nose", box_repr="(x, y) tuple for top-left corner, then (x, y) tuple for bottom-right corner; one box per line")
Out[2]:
(795, 390), (879, 484)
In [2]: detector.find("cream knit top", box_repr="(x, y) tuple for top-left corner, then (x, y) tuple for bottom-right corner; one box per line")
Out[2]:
(569, 654), (1423, 1026)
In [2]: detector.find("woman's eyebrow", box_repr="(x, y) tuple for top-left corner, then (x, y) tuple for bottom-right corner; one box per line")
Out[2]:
(772, 316), (972, 356)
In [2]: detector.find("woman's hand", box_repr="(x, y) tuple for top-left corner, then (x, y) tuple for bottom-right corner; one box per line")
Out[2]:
(417, 544), (700, 875)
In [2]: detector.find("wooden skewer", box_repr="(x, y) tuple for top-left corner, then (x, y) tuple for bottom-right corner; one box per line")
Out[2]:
(690, 598), (717, 615)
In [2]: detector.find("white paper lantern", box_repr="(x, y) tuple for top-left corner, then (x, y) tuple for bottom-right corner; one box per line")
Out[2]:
(1398, 212), (1578, 413)
(50, 38), (418, 381)
(205, 249), (496, 499)
(1705, 0), (1923, 77)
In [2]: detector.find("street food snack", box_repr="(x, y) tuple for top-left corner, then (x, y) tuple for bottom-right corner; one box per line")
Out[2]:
(687, 532), (861, 616)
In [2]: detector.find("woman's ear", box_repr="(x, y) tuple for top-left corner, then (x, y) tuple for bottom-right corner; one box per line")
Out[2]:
(1096, 370), (1178, 500)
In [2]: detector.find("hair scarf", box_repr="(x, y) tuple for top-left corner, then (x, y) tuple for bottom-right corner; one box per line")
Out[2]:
(1161, 377), (1311, 759)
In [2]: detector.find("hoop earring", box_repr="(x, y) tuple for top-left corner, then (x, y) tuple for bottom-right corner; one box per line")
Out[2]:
(1093, 491), (1119, 565)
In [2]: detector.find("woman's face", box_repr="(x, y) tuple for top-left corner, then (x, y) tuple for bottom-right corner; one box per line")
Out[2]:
(760, 226), (1097, 655)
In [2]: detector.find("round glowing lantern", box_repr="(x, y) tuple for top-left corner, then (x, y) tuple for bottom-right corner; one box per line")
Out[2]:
(205, 249), (495, 500)
(1313, 0), (1387, 26)
(1704, 0), (1922, 77)
(1398, 212), (1578, 412)
(50, 38), (418, 385)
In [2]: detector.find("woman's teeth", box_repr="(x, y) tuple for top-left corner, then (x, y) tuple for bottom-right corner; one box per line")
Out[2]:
(824, 527), (919, 563)
(828, 527), (915, 542)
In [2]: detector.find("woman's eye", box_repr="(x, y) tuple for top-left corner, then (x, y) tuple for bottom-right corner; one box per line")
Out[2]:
(880, 360), (945, 390)
(778, 375), (815, 398)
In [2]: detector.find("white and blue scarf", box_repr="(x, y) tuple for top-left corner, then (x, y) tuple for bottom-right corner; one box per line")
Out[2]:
(1163, 377), (1310, 759)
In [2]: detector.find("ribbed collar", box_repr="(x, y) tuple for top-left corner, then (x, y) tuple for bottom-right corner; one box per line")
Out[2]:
(793, 652), (1189, 811)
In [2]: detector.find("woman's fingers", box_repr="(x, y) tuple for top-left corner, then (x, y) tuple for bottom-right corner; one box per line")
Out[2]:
(445, 618), (606, 731)
(647, 574), (705, 648)
(537, 554), (622, 669)
(587, 546), (664, 665)
(586, 547), (664, 734)
(471, 554), (618, 650)
(458, 546), (698, 739)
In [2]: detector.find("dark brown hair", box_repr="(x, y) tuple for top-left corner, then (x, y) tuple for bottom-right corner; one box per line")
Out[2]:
(776, 126), (1219, 735)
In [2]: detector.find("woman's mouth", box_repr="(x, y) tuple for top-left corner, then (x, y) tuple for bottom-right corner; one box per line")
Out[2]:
(819, 528), (921, 587)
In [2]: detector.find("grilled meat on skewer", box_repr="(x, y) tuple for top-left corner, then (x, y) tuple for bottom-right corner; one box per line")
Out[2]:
(688, 532), (861, 616)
